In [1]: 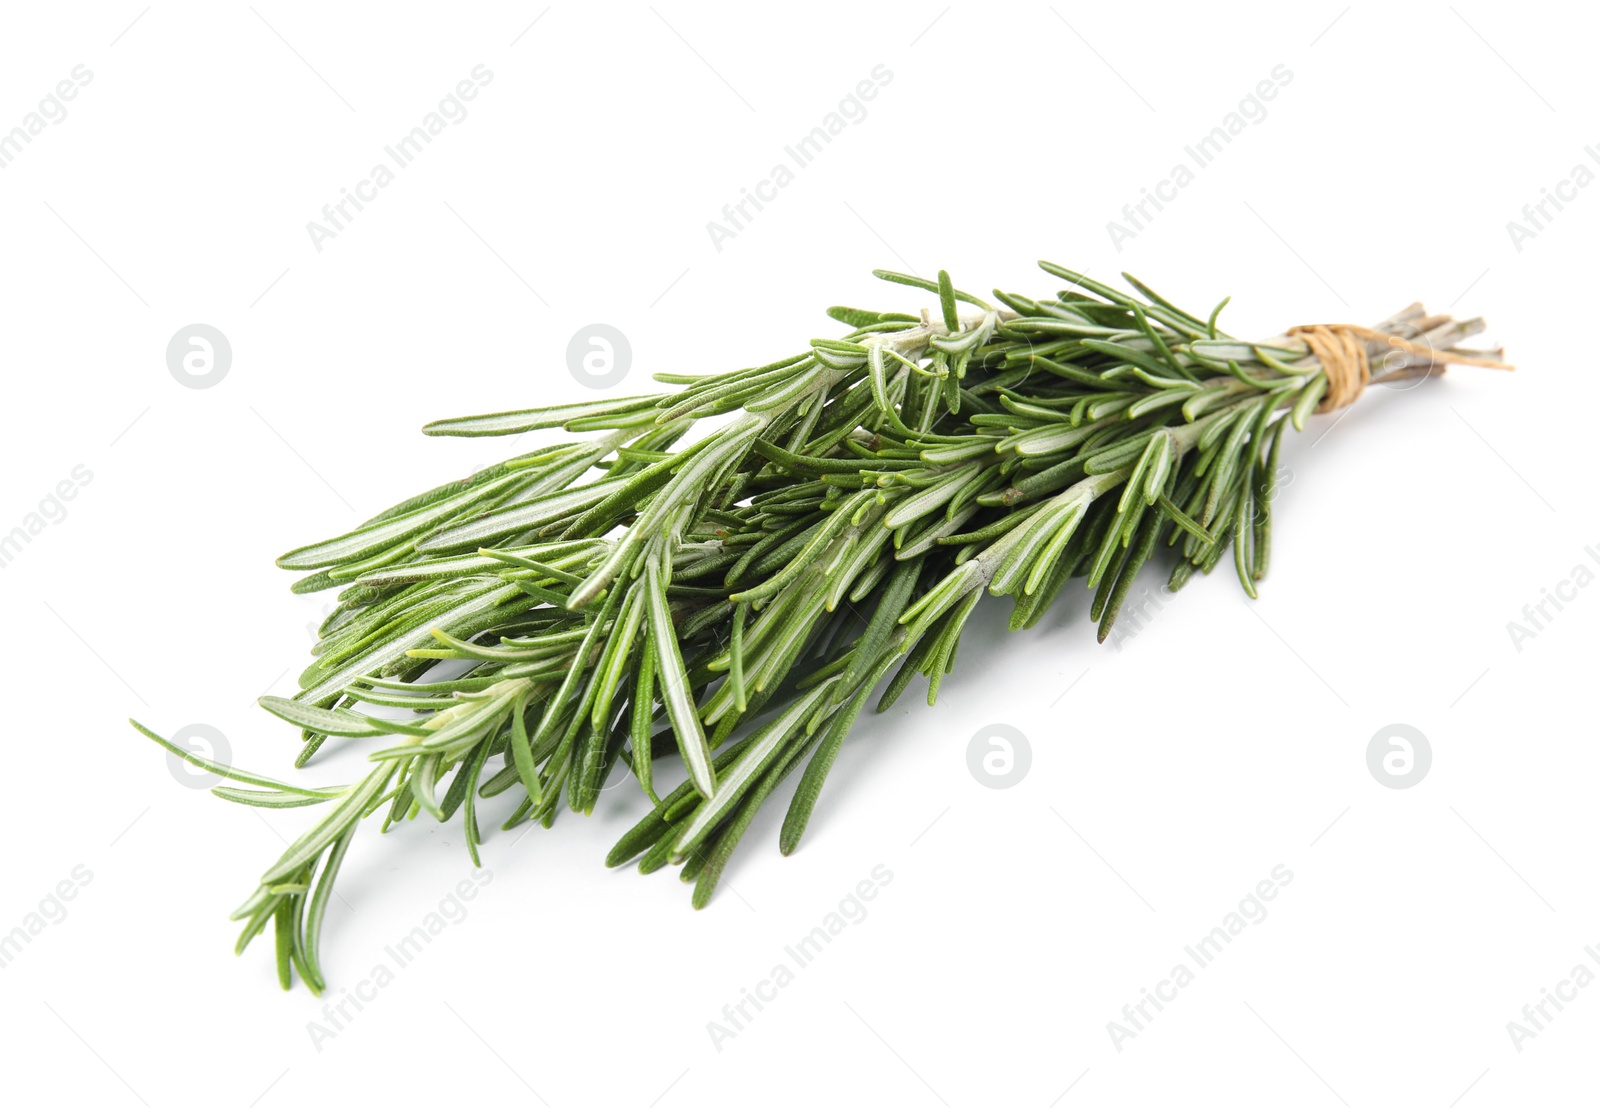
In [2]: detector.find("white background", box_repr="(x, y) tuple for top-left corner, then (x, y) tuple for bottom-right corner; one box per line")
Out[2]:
(1, 2), (1594, 1111)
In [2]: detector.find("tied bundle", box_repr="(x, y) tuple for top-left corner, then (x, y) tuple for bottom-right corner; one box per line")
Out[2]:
(133, 262), (1510, 992)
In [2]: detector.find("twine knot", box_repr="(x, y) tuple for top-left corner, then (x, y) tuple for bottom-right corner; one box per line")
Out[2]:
(1287, 323), (1514, 413)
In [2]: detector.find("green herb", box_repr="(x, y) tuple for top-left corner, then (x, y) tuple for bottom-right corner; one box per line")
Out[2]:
(135, 262), (1509, 992)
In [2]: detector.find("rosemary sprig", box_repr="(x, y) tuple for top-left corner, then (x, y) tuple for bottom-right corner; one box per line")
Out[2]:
(137, 262), (1508, 991)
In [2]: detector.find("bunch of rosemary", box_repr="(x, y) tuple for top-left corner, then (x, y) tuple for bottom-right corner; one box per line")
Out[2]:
(135, 262), (1507, 992)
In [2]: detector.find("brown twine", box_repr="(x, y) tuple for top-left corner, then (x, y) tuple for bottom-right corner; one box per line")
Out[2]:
(1287, 323), (1515, 413)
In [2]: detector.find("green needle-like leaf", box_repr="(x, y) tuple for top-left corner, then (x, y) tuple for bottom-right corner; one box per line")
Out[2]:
(647, 559), (717, 798)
